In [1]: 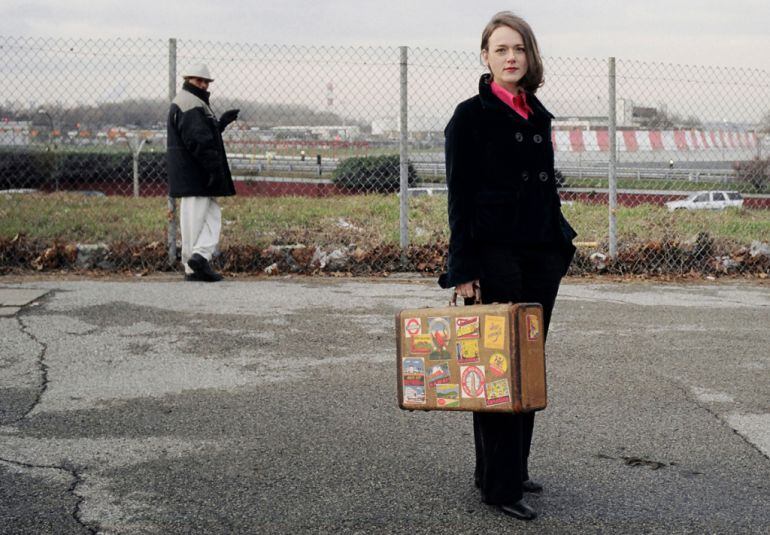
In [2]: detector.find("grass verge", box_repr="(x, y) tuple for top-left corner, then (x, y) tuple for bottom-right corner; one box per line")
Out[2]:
(2, 192), (768, 247)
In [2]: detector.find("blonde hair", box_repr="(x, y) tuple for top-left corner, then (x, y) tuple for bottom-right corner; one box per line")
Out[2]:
(481, 11), (544, 92)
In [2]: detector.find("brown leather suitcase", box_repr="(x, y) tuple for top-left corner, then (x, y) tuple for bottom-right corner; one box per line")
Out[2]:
(396, 302), (546, 413)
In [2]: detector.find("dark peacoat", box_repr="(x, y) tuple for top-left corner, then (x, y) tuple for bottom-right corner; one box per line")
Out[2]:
(439, 74), (577, 289)
(166, 82), (236, 198)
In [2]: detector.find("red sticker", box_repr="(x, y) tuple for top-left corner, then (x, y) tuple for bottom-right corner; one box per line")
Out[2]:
(455, 316), (480, 339)
(526, 314), (540, 342)
(404, 317), (422, 338)
(461, 365), (485, 399)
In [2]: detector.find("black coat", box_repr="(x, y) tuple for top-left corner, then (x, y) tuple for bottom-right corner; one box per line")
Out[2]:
(439, 74), (577, 289)
(166, 82), (236, 198)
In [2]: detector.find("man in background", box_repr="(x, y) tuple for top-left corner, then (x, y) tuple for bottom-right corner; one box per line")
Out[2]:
(166, 63), (240, 282)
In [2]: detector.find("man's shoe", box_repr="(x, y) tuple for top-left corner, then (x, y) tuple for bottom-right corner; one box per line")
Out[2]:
(522, 479), (543, 493)
(187, 253), (209, 272)
(499, 500), (537, 521)
(187, 253), (223, 282)
(205, 270), (224, 282)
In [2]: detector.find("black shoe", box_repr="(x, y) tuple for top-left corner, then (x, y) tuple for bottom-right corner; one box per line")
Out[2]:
(499, 500), (537, 521)
(184, 272), (206, 282)
(522, 479), (543, 493)
(187, 253), (223, 282)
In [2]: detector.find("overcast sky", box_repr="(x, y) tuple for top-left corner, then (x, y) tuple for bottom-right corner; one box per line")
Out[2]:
(2, 0), (769, 70)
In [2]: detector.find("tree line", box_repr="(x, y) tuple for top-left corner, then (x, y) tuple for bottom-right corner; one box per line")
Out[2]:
(1, 99), (366, 131)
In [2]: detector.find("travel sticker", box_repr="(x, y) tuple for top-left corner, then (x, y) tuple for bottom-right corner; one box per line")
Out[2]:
(402, 358), (426, 387)
(455, 316), (480, 339)
(456, 339), (480, 364)
(435, 384), (460, 408)
(403, 386), (426, 404)
(460, 365), (485, 399)
(428, 317), (452, 359)
(427, 363), (451, 386)
(404, 317), (422, 338)
(485, 379), (511, 406)
(410, 334), (433, 355)
(484, 315), (506, 350)
(526, 314), (540, 341)
(488, 352), (508, 377)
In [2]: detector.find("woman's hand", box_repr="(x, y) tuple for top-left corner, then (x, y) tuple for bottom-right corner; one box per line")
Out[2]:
(455, 280), (480, 299)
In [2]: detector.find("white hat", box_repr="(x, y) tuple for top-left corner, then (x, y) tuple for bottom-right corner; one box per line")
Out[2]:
(182, 63), (214, 81)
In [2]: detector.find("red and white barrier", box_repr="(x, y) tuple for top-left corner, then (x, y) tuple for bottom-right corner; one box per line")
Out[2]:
(551, 129), (759, 152)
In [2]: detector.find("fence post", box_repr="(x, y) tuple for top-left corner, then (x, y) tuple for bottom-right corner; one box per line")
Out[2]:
(129, 137), (146, 198)
(608, 57), (618, 259)
(399, 46), (409, 266)
(167, 38), (178, 267)
(133, 149), (140, 197)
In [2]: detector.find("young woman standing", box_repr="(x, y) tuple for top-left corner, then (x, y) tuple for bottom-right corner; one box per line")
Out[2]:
(439, 11), (577, 521)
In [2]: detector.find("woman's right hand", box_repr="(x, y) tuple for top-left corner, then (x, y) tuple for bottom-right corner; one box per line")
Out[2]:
(455, 280), (479, 299)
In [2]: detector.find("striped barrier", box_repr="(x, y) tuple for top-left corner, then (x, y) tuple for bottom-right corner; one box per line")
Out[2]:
(552, 130), (760, 153)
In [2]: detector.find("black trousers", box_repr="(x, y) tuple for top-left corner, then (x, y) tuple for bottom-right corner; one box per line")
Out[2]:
(470, 244), (564, 505)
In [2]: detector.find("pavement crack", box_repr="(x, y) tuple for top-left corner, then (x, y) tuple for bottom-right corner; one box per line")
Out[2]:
(69, 327), (100, 336)
(664, 374), (770, 462)
(66, 464), (99, 535)
(15, 315), (49, 423)
(596, 452), (671, 470)
(0, 456), (98, 534)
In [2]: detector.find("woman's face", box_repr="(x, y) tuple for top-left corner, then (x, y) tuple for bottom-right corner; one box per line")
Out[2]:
(482, 25), (528, 92)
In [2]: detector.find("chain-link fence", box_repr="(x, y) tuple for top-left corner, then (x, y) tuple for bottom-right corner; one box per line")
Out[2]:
(1, 36), (769, 276)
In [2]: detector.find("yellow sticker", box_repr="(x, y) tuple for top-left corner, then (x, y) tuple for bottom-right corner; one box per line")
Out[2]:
(455, 316), (480, 339)
(410, 334), (433, 355)
(484, 315), (506, 350)
(456, 338), (480, 363)
(485, 379), (511, 406)
(489, 352), (508, 377)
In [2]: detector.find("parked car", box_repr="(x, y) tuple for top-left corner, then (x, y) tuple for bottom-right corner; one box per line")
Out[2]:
(0, 188), (39, 194)
(665, 191), (743, 211)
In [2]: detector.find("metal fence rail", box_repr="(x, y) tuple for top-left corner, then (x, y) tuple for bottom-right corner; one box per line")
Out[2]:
(1, 36), (769, 276)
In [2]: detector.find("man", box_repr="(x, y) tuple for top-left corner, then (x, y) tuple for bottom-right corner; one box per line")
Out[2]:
(166, 63), (240, 282)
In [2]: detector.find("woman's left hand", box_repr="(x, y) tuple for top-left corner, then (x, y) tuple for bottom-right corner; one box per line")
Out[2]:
(455, 280), (480, 301)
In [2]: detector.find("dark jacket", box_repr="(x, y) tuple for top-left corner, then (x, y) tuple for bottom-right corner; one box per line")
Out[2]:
(439, 74), (577, 288)
(166, 82), (236, 198)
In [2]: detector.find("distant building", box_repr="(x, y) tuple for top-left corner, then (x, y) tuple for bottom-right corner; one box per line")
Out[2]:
(371, 115), (449, 142)
(371, 117), (398, 139)
(552, 117), (607, 130)
(0, 120), (30, 146)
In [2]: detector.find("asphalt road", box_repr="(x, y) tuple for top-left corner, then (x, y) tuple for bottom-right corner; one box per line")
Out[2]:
(1, 277), (768, 534)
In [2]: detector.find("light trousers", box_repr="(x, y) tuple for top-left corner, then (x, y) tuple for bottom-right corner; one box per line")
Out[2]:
(180, 196), (221, 274)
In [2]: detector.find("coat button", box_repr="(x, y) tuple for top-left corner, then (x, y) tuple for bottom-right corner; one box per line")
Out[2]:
(515, 132), (523, 142)
(521, 171), (530, 181)
(539, 171), (549, 182)
(533, 134), (543, 143)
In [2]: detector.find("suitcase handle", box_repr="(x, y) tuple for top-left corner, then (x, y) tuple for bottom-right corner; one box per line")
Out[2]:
(450, 285), (481, 306)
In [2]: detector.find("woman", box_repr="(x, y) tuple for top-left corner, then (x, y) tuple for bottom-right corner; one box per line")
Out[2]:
(439, 12), (577, 521)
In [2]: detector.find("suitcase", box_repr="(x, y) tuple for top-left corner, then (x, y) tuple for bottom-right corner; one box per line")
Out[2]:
(396, 302), (546, 413)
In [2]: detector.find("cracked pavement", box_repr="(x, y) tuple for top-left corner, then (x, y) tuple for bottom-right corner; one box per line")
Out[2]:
(0, 277), (768, 534)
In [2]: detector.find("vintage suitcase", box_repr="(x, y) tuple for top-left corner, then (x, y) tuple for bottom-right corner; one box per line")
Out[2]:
(396, 302), (546, 413)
